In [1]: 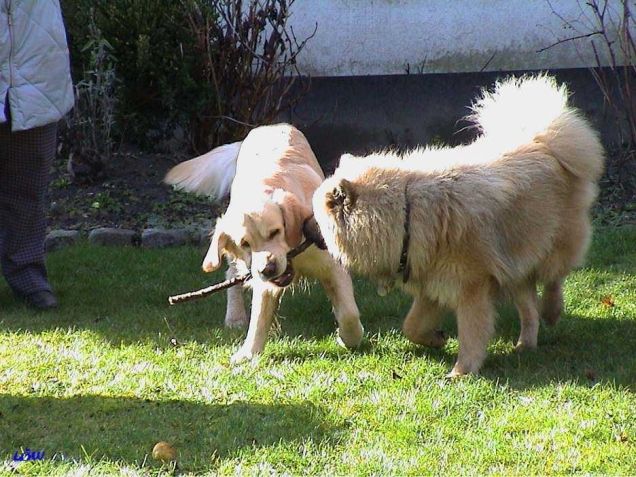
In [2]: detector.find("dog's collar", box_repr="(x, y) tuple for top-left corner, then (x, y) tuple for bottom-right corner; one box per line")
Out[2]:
(397, 184), (411, 282)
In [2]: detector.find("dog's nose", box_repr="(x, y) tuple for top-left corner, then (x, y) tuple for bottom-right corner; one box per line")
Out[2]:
(260, 261), (278, 279)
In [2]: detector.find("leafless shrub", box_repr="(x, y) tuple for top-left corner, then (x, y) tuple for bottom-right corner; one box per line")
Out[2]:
(542, 0), (635, 167)
(183, 0), (316, 152)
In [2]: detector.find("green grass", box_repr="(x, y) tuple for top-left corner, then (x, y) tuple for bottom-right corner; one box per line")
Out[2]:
(1, 227), (635, 476)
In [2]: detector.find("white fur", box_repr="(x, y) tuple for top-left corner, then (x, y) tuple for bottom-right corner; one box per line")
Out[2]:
(468, 74), (569, 150)
(164, 141), (242, 201)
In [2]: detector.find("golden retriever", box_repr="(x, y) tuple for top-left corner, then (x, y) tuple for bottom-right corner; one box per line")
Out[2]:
(165, 124), (363, 363)
(312, 75), (604, 376)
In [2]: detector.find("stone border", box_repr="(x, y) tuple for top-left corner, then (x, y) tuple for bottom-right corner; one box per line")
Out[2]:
(45, 226), (212, 252)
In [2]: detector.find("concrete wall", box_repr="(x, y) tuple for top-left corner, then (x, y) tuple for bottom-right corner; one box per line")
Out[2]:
(288, 0), (629, 76)
(276, 2), (629, 170)
(284, 69), (614, 172)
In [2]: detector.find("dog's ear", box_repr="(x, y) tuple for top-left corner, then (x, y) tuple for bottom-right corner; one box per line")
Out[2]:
(202, 219), (229, 272)
(272, 189), (311, 248)
(326, 178), (357, 214)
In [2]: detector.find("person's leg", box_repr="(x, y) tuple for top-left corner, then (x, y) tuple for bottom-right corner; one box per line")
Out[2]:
(0, 120), (58, 302)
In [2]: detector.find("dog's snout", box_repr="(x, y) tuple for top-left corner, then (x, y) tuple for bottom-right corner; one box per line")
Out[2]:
(260, 260), (278, 279)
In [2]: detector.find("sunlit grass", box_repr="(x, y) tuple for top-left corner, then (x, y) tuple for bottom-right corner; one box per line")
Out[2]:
(1, 227), (635, 475)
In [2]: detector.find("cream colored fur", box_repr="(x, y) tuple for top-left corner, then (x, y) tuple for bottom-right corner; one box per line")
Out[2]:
(165, 124), (363, 363)
(313, 75), (604, 376)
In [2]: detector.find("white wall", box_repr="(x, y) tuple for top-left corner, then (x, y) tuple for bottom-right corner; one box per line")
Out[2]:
(287, 0), (630, 76)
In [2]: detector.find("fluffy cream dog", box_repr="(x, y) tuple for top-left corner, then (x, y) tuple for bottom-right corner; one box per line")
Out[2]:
(312, 76), (604, 376)
(165, 124), (363, 363)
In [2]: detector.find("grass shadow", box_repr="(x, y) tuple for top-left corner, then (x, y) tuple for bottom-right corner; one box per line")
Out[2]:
(0, 394), (336, 473)
(482, 310), (636, 390)
(0, 244), (238, 347)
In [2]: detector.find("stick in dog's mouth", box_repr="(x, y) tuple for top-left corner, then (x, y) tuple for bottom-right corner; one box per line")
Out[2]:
(168, 216), (327, 304)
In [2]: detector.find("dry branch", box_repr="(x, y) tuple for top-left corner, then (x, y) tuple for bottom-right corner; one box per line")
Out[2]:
(542, 0), (635, 164)
(168, 237), (317, 305)
(183, 0), (315, 152)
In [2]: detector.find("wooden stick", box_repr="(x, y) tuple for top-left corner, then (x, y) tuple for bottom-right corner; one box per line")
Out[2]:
(168, 238), (315, 305)
(168, 272), (252, 305)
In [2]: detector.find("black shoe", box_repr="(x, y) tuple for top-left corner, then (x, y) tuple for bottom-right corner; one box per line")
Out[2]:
(23, 291), (59, 310)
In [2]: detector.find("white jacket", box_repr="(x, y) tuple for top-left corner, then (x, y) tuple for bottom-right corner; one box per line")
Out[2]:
(0, 0), (74, 131)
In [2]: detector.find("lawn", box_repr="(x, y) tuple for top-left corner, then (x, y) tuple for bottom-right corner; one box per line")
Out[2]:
(1, 226), (635, 476)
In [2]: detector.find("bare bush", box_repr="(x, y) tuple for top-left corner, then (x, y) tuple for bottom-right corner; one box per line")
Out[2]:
(542, 0), (635, 167)
(183, 0), (315, 152)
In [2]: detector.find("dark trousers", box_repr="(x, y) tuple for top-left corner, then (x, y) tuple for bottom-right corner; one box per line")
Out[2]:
(0, 120), (57, 296)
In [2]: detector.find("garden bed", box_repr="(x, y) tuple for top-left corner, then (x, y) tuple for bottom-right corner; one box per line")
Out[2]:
(46, 147), (636, 234)
(48, 147), (225, 233)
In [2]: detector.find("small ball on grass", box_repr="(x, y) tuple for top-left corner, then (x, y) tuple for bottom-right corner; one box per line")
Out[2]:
(152, 441), (177, 463)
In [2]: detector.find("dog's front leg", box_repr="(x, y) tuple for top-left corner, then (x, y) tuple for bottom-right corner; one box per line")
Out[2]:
(224, 261), (249, 328)
(319, 262), (364, 349)
(230, 283), (282, 364)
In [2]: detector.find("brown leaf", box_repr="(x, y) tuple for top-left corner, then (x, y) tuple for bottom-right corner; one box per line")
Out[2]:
(601, 295), (615, 308)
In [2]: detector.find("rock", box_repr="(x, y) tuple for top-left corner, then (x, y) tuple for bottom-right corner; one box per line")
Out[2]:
(141, 228), (190, 248)
(88, 228), (138, 246)
(46, 229), (80, 252)
(188, 226), (213, 247)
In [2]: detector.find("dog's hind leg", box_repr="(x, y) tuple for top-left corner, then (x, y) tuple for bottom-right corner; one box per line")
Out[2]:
(541, 279), (563, 326)
(449, 283), (496, 377)
(319, 262), (363, 349)
(224, 261), (249, 329)
(231, 283), (282, 364)
(402, 294), (447, 348)
(512, 281), (540, 351)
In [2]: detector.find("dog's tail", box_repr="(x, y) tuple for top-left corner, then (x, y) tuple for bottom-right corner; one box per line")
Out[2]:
(469, 75), (604, 182)
(164, 141), (242, 200)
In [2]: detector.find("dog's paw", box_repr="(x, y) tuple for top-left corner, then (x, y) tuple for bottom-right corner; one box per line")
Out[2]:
(225, 313), (249, 329)
(541, 307), (562, 327)
(336, 322), (364, 349)
(405, 328), (448, 348)
(514, 340), (537, 352)
(230, 347), (258, 365)
(446, 366), (471, 379)
(445, 368), (467, 379)
(446, 360), (480, 378)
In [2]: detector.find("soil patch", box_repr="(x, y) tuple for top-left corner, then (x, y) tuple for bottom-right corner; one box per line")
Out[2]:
(46, 146), (636, 233)
(48, 147), (225, 233)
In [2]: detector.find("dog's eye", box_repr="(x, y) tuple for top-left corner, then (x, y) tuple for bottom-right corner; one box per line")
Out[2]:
(240, 239), (250, 249)
(268, 228), (281, 240)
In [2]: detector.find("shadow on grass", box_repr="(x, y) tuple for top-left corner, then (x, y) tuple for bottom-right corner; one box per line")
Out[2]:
(0, 394), (336, 472)
(268, 301), (636, 391)
(0, 244), (410, 349)
(482, 311), (636, 391)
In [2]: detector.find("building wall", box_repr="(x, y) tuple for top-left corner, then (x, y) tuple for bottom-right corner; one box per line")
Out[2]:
(285, 69), (614, 171)
(288, 0), (628, 77)
(278, 2), (629, 169)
